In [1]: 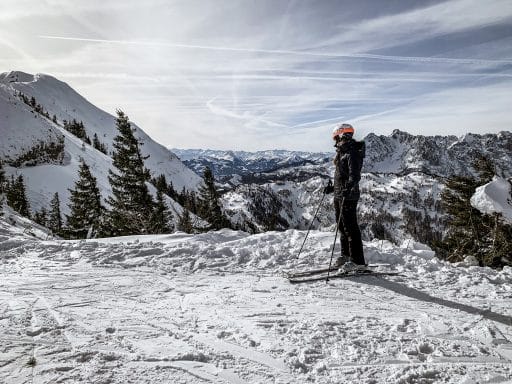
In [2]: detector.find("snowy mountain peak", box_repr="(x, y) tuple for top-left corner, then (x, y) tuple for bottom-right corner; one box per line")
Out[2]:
(0, 71), (202, 220)
(0, 70), (37, 84)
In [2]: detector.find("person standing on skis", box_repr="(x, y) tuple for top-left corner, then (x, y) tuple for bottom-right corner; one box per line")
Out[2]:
(324, 123), (366, 271)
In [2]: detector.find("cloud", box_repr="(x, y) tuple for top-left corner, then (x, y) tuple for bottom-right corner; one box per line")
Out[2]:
(1, 1), (511, 152)
(38, 35), (512, 65)
(353, 81), (512, 137)
(315, 0), (512, 54)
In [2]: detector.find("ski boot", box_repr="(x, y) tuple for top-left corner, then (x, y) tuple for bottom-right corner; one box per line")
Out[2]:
(338, 261), (367, 274)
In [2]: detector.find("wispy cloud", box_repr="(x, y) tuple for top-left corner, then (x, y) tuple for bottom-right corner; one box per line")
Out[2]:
(38, 35), (512, 65)
(316, 0), (512, 54)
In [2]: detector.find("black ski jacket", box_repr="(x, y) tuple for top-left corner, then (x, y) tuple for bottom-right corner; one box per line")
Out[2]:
(333, 139), (364, 201)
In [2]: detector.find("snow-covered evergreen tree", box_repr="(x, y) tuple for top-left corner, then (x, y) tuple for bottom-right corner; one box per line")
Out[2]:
(197, 166), (229, 230)
(92, 133), (108, 155)
(149, 190), (173, 234)
(64, 119), (90, 144)
(66, 159), (104, 239)
(6, 175), (31, 218)
(105, 110), (155, 236)
(33, 207), (48, 227)
(177, 208), (193, 233)
(152, 174), (169, 194)
(48, 192), (63, 235)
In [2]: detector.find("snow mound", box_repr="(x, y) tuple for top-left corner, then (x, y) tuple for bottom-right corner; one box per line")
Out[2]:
(471, 176), (512, 223)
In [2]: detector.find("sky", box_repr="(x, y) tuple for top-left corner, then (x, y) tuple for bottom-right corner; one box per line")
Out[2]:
(1, 0), (512, 152)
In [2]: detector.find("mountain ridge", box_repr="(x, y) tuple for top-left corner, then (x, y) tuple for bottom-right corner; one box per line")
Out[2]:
(0, 71), (202, 222)
(174, 129), (512, 181)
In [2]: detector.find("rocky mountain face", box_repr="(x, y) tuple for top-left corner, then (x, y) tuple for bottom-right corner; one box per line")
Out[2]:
(363, 130), (512, 178)
(176, 130), (512, 182)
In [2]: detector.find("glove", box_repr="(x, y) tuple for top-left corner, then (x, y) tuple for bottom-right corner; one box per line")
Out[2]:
(323, 181), (334, 194)
(342, 185), (358, 198)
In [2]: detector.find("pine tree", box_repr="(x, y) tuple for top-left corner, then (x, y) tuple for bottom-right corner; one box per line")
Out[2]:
(64, 119), (89, 142)
(435, 156), (511, 267)
(473, 155), (495, 184)
(93, 133), (108, 155)
(48, 192), (63, 235)
(33, 207), (48, 227)
(149, 190), (173, 234)
(152, 174), (169, 194)
(197, 167), (229, 230)
(105, 110), (155, 236)
(6, 175), (31, 218)
(177, 208), (193, 233)
(5, 176), (15, 209)
(178, 186), (188, 207)
(0, 160), (5, 194)
(187, 190), (198, 214)
(66, 160), (104, 239)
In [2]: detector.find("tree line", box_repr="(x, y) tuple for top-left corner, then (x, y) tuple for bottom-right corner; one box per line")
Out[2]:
(17, 91), (108, 155)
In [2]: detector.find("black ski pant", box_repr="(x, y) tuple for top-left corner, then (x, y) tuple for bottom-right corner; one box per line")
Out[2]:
(334, 198), (365, 265)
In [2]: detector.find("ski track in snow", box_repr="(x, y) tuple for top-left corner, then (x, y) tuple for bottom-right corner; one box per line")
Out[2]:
(1, 221), (512, 383)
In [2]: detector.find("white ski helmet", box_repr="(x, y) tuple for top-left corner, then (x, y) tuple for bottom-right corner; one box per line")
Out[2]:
(332, 123), (354, 140)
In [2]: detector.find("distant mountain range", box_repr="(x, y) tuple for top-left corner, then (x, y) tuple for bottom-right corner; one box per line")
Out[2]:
(171, 148), (331, 185)
(174, 130), (512, 183)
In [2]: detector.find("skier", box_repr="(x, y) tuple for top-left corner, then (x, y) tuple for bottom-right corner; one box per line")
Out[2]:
(324, 123), (366, 271)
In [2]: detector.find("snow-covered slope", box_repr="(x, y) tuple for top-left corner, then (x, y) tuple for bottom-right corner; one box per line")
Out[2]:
(1, 216), (511, 383)
(0, 71), (202, 217)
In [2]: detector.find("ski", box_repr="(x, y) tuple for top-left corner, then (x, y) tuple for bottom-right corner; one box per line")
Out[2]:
(288, 270), (400, 284)
(286, 266), (336, 278)
(286, 263), (388, 279)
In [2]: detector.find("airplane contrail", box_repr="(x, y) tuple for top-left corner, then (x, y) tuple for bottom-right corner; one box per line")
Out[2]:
(38, 35), (512, 65)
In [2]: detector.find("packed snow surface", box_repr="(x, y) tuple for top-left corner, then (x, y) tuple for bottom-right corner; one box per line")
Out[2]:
(1, 220), (512, 383)
(471, 177), (512, 224)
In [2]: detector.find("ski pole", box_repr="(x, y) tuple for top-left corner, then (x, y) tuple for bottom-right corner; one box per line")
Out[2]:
(326, 197), (344, 283)
(296, 181), (330, 259)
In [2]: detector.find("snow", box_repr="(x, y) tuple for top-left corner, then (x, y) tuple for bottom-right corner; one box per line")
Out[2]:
(471, 177), (512, 224)
(1, 216), (511, 383)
